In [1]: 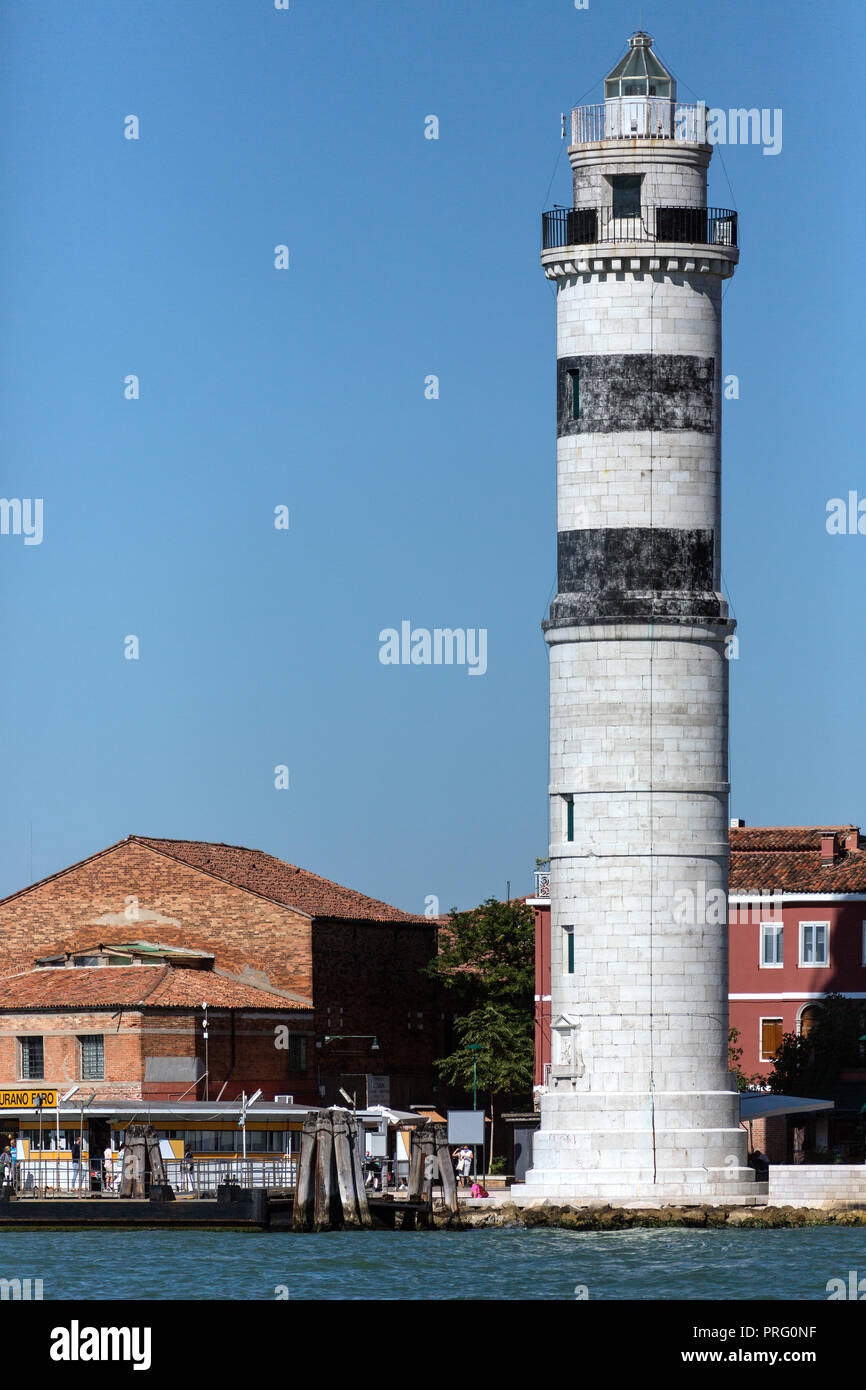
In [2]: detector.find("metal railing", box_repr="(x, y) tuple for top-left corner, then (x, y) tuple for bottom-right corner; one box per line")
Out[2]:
(163, 1158), (299, 1195)
(534, 869), (551, 899)
(542, 205), (737, 251)
(9, 1156), (301, 1198)
(572, 101), (707, 144)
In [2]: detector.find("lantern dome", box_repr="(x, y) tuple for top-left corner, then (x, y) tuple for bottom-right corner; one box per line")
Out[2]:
(604, 31), (676, 103)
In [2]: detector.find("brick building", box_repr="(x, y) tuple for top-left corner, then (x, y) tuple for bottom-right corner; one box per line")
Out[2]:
(0, 836), (443, 1110)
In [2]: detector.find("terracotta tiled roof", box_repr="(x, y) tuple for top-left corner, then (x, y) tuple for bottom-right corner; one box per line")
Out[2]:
(730, 827), (857, 853)
(729, 825), (866, 893)
(132, 837), (427, 924)
(0, 966), (311, 1011)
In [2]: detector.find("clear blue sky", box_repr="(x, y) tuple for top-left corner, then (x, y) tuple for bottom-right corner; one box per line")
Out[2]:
(0, 0), (861, 914)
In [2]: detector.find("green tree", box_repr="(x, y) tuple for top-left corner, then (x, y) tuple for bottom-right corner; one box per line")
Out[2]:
(428, 897), (535, 1007)
(767, 994), (866, 1094)
(435, 1002), (534, 1098)
(427, 897), (535, 1164)
(728, 1027), (763, 1092)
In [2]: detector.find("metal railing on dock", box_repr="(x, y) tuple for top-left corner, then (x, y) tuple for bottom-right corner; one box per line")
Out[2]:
(9, 1156), (300, 1198)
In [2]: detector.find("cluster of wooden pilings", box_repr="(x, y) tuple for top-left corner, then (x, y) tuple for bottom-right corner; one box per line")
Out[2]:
(291, 1111), (459, 1231)
(119, 1124), (170, 1199)
(292, 1110), (371, 1231)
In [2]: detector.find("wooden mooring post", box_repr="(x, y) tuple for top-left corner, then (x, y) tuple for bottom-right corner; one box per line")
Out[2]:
(291, 1113), (317, 1231)
(433, 1122), (459, 1216)
(313, 1110), (334, 1232)
(408, 1120), (458, 1217)
(332, 1110), (372, 1229)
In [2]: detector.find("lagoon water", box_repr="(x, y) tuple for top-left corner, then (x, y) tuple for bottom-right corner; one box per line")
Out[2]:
(2, 1226), (864, 1299)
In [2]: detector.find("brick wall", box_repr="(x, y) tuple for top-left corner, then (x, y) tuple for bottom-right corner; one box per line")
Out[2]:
(0, 1008), (145, 1096)
(183, 1010), (316, 1104)
(0, 1006), (316, 1103)
(0, 841), (445, 1105)
(0, 840), (313, 997)
(313, 919), (445, 1110)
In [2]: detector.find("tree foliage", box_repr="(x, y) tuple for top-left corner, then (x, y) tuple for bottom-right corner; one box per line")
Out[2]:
(427, 897), (535, 1100)
(767, 994), (866, 1094)
(728, 1027), (764, 1092)
(427, 896), (535, 1006)
(435, 1002), (535, 1096)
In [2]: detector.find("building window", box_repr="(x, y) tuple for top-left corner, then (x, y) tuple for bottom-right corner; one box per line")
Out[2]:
(563, 925), (575, 976)
(24, 1129), (73, 1151)
(79, 1035), (104, 1080)
(563, 795), (574, 843)
(288, 1035), (307, 1072)
(799, 922), (829, 967)
(760, 1018), (783, 1062)
(610, 173), (642, 218)
(568, 370), (580, 420)
(19, 1036), (44, 1080)
(760, 922), (784, 968)
(799, 1005), (822, 1039)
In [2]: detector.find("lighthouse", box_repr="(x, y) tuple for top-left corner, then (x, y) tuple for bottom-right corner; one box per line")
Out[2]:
(515, 33), (755, 1200)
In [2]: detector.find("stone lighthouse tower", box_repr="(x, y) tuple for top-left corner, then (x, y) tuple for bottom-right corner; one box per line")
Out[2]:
(516, 33), (755, 1200)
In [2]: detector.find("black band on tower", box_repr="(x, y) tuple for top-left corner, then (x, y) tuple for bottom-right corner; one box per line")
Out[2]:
(546, 525), (724, 625)
(557, 353), (715, 436)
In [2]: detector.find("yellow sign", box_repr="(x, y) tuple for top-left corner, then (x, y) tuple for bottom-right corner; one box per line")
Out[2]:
(0, 1089), (58, 1109)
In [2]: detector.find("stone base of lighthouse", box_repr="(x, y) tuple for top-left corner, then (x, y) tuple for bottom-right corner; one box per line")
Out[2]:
(511, 1087), (756, 1202)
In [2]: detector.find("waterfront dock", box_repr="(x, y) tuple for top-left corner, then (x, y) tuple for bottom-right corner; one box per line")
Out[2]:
(0, 1187), (437, 1231)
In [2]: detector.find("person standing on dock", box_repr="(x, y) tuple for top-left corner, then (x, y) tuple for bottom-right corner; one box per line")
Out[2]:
(103, 1143), (114, 1192)
(183, 1145), (195, 1194)
(71, 1137), (81, 1191)
(1, 1146), (13, 1192)
(452, 1144), (472, 1188)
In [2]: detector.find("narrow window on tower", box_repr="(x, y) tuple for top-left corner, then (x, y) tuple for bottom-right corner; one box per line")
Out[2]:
(562, 794), (574, 842)
(610, 173), (642, 218)
(568, 370), (580, 421)
(563, 925), (575, 976)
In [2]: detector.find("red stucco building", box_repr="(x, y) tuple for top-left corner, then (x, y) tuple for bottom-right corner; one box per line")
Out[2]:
(728, 824), (866, 1091)
(530, 825), (866, 1157)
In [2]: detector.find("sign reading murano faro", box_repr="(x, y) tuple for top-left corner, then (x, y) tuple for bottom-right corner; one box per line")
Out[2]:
(0, 1089), (58, 1108)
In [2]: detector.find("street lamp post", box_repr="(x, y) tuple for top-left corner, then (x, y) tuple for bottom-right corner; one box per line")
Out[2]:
(467, 1043), (482, 1182)
(56, 1087), (79, 1192)
(202, 1003), (209, 1102)
(238, 1089), (262, 1171)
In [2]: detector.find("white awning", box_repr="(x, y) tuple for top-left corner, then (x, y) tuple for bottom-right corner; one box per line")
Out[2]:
(739, 1093), (833, 1121)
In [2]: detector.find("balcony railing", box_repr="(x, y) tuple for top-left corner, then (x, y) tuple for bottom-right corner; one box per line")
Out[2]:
(542, 205), (737, 252)
(534, 869), (551, 899)
(572, 101), (707, 144)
